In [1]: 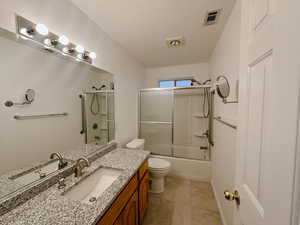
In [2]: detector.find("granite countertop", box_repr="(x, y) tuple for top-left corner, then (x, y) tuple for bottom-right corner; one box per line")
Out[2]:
(0, 148), (150, 225)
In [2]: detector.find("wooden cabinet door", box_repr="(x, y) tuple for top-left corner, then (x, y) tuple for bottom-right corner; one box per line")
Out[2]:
(122, 191), (139, 225)
(113, 215), (123, 225)
(97, 175), (138, 225)
(139, 172), (149, 223)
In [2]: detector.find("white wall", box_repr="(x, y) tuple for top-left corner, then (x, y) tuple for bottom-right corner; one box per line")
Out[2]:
(208, 1), (241, 225)
(144, 63), (209, 88)
(0, 0), (145, 173)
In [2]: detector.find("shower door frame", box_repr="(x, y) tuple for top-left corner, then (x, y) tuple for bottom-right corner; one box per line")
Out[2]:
(138, 85), (212, 161)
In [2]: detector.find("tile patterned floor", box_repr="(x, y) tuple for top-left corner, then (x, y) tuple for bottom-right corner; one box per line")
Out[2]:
(142, 177), (223, 225)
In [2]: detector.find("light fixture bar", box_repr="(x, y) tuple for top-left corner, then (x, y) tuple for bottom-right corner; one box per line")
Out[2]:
(15, 14), (96, 64)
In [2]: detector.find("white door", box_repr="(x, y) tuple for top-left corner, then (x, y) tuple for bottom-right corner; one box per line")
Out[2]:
(230, 0), (300, 225)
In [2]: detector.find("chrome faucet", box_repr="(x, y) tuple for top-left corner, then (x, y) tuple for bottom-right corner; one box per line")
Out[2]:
(74, 157), (90, 177)
(50, 152), (68, 170)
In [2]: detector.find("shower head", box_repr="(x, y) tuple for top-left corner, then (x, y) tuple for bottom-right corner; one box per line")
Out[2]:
(99, 85), (106, 90)
(203, 79), (211, 85)
(191, 79), (202, 85)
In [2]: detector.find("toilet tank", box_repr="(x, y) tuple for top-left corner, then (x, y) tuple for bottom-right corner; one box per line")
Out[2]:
(126, 139), (145, 150)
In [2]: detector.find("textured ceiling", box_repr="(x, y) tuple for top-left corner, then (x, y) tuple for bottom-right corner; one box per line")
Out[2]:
(71, 0), (236, 67)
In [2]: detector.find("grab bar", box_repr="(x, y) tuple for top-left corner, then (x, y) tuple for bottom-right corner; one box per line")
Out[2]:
(14, 113), (68, 120)
(79, 94), (86, 134)
(214, 116), (237, 130)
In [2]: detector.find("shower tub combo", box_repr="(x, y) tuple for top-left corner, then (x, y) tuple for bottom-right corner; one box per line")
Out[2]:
(138, 85), (212, 181)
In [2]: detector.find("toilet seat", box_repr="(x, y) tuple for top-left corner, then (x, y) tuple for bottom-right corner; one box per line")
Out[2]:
(149, 158), (170, 170)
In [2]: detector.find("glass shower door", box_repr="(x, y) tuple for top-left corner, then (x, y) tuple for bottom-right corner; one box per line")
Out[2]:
(139, 90), (173, 156)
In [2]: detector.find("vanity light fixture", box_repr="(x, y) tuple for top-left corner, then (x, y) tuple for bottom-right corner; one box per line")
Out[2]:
(35, 24), (49, 36)
(19, 27), (34, 37)
(43, 38), (58, 47)
(16, 15), (96, 65)
(58, 35), (69, 45)
(77, 53), (83, 60)
(62, 47), (69, 54)
(80, 51), (97, 60)
(89, 52), (97, 59)
(75, 45), (85, 53)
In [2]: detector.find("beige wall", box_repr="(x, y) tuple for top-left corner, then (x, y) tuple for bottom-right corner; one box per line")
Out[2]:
(0, 0), (145, 173)
(144, 63), (209, 88)
(208, 1), (241, 225)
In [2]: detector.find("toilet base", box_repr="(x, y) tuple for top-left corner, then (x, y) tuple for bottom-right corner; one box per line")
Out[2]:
(150, 177), (165, 193)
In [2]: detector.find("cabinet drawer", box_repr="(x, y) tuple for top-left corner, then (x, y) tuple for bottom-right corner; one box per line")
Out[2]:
(97, 174), (138, 225)
(138, 160), (148, 180)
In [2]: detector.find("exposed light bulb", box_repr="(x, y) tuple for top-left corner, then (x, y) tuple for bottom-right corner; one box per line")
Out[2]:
(35, 24), (48, 36)
(89, 52), (97, 59)
(58, 35), (69, 45)
(75, 45), (84, 53)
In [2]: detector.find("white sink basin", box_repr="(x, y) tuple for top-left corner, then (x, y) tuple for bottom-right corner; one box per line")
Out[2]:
(63, 167), (122, 204)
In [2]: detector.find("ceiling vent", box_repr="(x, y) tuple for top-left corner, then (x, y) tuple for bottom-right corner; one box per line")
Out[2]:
(204, 9), (222, 25)
(166, 36), (185, 48)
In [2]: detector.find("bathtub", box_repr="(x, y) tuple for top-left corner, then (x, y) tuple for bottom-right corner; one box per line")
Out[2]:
(150, 154), (211, 182)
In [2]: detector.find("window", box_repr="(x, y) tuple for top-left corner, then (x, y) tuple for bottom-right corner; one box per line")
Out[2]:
(159, 80), (175, 88)
(159, 79), (192, 88)
(175, 79), (192, 87)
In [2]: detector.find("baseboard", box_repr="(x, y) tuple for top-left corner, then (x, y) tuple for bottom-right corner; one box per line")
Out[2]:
(211, 180), (228, 225)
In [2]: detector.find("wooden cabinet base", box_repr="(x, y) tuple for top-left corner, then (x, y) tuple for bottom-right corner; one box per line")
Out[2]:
(96, 159), (149, 225)
(139, 172), (149, 224)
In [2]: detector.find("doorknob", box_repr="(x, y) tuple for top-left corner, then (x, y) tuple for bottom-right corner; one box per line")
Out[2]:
(224, 190), (240, 206)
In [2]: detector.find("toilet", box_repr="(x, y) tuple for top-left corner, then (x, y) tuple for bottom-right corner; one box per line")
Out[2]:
(126, 139), (171, 193)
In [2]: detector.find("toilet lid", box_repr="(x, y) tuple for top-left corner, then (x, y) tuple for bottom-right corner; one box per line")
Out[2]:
(149, 158), (170, 169)
(126, 139), (145, 149)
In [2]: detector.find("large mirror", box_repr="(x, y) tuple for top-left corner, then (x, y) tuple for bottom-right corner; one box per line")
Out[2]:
(0, 27), (115, 200)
